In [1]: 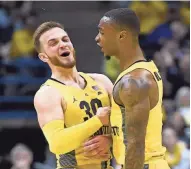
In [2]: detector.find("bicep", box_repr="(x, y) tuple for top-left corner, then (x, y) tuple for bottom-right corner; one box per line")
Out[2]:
(118, 76), (150, 141)
(126, 97), (150, 131)
(34, 87), (65, 128)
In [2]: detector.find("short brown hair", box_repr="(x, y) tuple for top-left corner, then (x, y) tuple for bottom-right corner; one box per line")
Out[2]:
(33, 21), (64, 52)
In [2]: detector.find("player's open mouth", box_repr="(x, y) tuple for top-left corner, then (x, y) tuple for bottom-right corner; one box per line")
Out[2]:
(60, 51), (70, 57)
(97, 43), (104, 52)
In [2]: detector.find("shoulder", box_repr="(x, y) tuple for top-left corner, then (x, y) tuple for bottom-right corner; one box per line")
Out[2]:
(119, 69), (152, 105)
(88, 73), (112, 84)
(120, 69), (152, 92)
(34, 85), (65, 128)
(34, 85), (62, 109)
(88, 73), (113, 94)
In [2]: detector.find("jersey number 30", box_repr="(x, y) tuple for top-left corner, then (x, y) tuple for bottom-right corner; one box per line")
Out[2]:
(80, 98), (103, 121)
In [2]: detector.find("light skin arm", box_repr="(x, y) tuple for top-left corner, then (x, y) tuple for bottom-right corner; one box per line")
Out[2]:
(34, 86), (65, 128)
(34, 85), (110, 154)
(118, 74), (150, 169)
(83, 73), (113, 158)
(34, 85), (110, 128)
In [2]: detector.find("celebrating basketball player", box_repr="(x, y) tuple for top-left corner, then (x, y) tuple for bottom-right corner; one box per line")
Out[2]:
(95, 8), (170, 169)
(33, 21), (125, 169)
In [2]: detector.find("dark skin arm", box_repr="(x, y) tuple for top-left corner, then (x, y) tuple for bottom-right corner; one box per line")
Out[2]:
(117, 73), (150, 169)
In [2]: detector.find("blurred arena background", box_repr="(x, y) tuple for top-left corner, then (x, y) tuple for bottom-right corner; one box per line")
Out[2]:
(0, 1), (189, 169)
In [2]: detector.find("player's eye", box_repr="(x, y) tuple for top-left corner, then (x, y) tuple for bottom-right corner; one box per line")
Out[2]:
(62, 37), (70, 42)
(49, 41), (58, 46)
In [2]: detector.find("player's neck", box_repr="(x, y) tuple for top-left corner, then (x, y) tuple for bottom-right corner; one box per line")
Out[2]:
(51, 66), (80, 84)
(119, 45), (145, 71)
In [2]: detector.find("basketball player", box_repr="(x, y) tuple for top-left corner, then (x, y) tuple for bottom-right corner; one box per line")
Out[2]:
(33, 22), (125, 169)
(95, 8), (170, 169)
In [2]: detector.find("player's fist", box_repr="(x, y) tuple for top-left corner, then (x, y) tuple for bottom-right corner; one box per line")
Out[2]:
(96, 107), (111, 125)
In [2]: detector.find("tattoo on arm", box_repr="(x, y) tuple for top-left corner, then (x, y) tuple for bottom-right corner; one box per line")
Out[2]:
(118, 75), (150, 169)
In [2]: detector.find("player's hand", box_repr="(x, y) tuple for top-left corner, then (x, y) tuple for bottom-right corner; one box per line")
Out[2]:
(96, 107), (111, 125)
(83, 135), (112, 159)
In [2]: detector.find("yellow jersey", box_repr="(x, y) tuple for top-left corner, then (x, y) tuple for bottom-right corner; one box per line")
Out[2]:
(41, 72), (124, 168)
(110, 97), (125, 165)
(113, 60), (166, 162)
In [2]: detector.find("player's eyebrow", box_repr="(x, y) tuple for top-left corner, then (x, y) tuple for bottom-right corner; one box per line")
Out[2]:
(48, 35), (68, 43)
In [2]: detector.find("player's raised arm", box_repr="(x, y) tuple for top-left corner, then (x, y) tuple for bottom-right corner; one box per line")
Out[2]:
(34, 86), (110, 154)
(118, 73), (150, 169)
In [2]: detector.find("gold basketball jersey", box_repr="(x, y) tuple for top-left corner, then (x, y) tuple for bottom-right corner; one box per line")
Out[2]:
(42, 72), (113, 168)
(113, 60), (166, 162)
(110, 97), (125, 165)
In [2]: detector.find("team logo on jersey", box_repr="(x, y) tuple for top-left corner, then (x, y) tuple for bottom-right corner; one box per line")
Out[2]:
(98, 91), (102, 95)
(92, 86), (103, 95)
(93, 125), (111, 136)
(73, 97), (77, 103)
(92, 85), (100, 91)
(111, 126), (119, 136)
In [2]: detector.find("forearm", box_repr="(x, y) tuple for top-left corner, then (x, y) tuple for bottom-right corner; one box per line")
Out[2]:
(125, 142), (145, 169)
(42, 116), (102, 154)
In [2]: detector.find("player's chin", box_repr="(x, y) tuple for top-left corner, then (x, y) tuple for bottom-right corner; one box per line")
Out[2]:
(63, 62), (76, 68)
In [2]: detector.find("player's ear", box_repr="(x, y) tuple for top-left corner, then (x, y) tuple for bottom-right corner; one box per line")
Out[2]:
(38, 52), (49, 63)
(119, 30), (127, 40)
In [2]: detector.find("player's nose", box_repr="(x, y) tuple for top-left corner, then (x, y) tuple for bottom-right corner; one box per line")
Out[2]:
(95, 34), (99, 43)
(59, 40), (67, 48)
